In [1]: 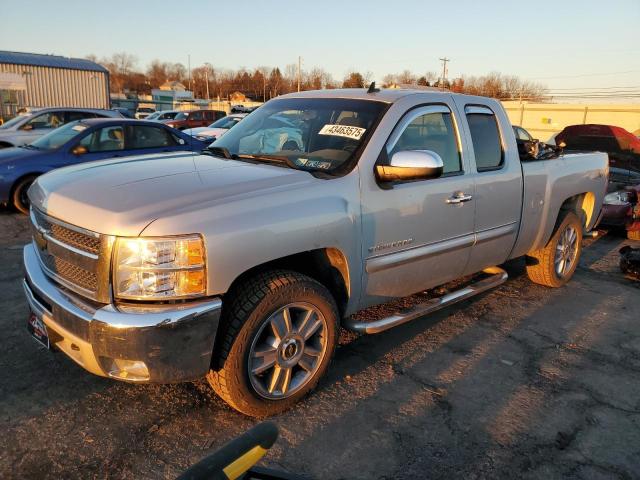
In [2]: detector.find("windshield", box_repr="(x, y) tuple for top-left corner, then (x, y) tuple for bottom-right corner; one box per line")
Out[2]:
(30, 121), (87, 150)
(174, 112), (190, 120)
(208, 116), (242, 129)
(211, 98), (387, 176)
(0, 115), (27, 129)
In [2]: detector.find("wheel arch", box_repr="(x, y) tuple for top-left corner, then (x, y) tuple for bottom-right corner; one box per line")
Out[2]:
(535, 192), (597, 251)
(222, 247), (351, 319)
(9, 172), (42, 203)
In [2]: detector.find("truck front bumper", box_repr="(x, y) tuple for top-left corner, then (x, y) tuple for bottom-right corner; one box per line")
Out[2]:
(23, 244), (222, 383)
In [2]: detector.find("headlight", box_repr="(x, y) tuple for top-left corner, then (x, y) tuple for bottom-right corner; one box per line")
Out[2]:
(604, 191), (632, 206)
(114, 235), (206, 300)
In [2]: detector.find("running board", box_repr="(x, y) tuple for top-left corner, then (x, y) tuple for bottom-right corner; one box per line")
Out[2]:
(343, 266), (508, 334)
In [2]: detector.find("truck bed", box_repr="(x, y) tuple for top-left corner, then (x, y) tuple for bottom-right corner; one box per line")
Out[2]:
(509, 152), (609, 259)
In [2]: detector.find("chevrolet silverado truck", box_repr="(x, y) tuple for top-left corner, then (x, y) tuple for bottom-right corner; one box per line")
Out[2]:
(23, 88), (608, 416)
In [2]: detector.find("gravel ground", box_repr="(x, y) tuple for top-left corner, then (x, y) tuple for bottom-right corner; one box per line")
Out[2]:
(0, 210), (639, 479)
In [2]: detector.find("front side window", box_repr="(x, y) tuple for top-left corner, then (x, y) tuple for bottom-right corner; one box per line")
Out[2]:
(79, 125), (125, 152)
(212, 97), (387, 176)
(128, 125), (175, 149)
(24, 111), (65, 130)
(190, 111), (203, 121)
(387, 106), (462, 175)
(174, 112), (190, 120)
(465, 106), (503, 171)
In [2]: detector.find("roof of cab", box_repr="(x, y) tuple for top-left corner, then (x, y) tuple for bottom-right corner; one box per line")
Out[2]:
(278, 87), (454, 103)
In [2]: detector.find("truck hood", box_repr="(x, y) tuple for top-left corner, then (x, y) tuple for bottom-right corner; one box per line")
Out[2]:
(29, 151), (316, 236)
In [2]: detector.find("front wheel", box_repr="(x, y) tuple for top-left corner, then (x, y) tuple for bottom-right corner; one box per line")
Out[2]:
(207, 270), (338, 417)
(12, 175), (38, 215)
(526, 211), (583, 287)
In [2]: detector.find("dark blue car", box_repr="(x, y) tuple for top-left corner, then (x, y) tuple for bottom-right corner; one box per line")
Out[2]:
(0, 118), (206, 213)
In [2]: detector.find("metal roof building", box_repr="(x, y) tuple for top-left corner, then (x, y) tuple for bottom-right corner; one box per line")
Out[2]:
(0, 51), (110, 115)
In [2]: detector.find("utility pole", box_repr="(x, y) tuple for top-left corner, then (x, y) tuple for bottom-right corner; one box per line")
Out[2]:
(439, 57), (450, 91)
(297, 56), (302, 92)
(188, 54), (192, 92)
(204, 62), (212, 101)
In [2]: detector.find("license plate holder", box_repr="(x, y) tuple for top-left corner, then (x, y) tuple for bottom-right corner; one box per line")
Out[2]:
(27, 310), (50, 349)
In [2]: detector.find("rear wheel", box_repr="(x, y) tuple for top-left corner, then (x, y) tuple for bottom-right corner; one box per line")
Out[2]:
(526, 211), (583, 287)
(207, 270), (338, 417)
(11, 175), (38, 215)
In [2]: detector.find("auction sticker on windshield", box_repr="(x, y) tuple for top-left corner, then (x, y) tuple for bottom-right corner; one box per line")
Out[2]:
(319, 124), (366, 140)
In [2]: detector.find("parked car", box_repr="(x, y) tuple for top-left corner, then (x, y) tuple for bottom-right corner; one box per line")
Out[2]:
(0, 118), (205, 213)
(601, 184), (640, 239)
(231, 104), (257, 113)
(551, 124), (640, 191)
(111, 107), (136, 119)
(163, 109), (226, 130)
(183, 113), (247, 143)
(146, 110), (181, 122)
(23, 88), (607, 417)
(512, 125), (536, 158)
(0, 108), (123, 148)
(135, 107), (156, 119)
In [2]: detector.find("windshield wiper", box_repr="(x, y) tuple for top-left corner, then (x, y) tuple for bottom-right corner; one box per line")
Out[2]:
(19, 144), (40, 150)
(237, 154), (286, 163)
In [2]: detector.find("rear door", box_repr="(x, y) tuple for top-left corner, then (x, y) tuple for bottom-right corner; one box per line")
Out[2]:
(454, 101), (523, 274)
(360, 102), (476, 301)
(125, 124), (183, 154)
(190, 110), (204, 127)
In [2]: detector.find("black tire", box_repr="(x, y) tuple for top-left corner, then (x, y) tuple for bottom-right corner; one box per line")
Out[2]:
(207, 270), (338, 417)
(11, 175), (38, 215)
(526, 211), (583, 287)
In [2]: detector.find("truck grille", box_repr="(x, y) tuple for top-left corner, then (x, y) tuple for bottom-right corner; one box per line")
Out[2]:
(39, 255), (98, 292)
(30, 208), (109, 301)
(32, 209), (101, 256)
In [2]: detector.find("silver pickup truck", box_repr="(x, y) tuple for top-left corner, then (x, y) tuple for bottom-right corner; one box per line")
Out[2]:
(23, 88), (608, 416)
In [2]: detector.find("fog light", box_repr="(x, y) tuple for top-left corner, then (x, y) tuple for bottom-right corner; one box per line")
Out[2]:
(107, 358), (150, 381)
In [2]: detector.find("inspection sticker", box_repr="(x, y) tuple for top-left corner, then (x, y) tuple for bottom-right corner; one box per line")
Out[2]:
(318, 124), (366, 140)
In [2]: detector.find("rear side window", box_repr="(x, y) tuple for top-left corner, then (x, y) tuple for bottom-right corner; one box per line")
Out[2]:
(465, 106), (503, 171)
(128, 125), (176, 149)
(67, 111), (96, 122)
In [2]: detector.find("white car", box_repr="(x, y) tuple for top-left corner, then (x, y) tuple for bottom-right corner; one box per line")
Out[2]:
(183, 113), (247, 142)
(0, 107), (123, 148)
(146, 110), (181, 122)
(135, 107), (156, 119)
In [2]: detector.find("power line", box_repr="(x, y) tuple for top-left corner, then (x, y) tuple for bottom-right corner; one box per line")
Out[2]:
(530, 70), (640, 80)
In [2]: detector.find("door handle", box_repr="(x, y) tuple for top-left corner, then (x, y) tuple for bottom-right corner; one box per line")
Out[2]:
(446, 192), (473, 204)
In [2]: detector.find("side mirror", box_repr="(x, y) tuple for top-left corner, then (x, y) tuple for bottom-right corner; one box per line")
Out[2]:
(72, 145), (88, 155)
(376, 150), (444, 183)
(21, 123), (33, 131)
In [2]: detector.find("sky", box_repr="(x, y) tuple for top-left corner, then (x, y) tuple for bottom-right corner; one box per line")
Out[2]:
(1, 0), (639, 99)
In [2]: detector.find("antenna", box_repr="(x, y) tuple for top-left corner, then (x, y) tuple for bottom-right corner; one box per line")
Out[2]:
(367, 81), (380, 94)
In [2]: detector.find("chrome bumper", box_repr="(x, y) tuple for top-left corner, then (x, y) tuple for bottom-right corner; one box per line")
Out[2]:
(23, 243), (222, 383)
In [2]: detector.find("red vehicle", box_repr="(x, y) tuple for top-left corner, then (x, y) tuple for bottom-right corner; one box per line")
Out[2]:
(601, 184), (640, 240)
(163, 109), (226, 130)
(555, 124), (640, 190)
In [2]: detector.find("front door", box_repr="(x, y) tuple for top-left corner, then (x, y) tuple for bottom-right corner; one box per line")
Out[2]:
(360, 103), (476, 306)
